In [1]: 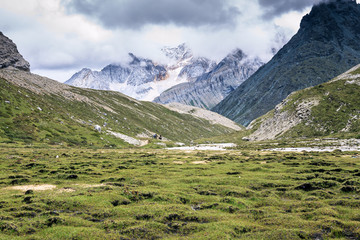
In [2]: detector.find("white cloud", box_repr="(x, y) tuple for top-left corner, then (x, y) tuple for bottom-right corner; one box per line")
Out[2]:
(0, 0), (319, 82)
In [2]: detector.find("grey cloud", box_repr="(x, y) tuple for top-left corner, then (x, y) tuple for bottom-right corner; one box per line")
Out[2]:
(62, 0), (241, 29)
(258, 0), (322, 19)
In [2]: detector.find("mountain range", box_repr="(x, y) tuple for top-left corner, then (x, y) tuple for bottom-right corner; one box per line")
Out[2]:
(213, 0), (360, 126)
(153, 49), (263, 109)
(66, 44), (263, 109)
(65, 44), (217, 101)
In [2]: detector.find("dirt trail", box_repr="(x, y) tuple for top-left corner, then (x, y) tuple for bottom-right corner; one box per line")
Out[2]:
(7, 184), (57, 191)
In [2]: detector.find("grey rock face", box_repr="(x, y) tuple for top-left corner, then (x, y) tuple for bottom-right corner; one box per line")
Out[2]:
(154, 49), (263, 109)
(66, 53), (167, 90)
(213, 0), (360, 126)
(178, 57), (216, 82)
(248, 97), (320, 141)
(0, 32), (30, 71)
(161, 43), (192, 62)
(66, 43), (216, 101)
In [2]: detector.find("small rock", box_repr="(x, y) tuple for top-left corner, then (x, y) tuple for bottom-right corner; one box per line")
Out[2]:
(94, 125), (101, 132)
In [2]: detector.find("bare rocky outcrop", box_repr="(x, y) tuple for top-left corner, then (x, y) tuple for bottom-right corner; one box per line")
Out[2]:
(0, 31), (30, 71)
(248, 97), (320, 141)
(164, 102), (243, 131)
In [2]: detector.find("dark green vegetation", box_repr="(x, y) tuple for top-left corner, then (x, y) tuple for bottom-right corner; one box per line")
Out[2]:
(0, 69), (236, 147)
(214, 0), (360, 126)
(1, 147), (360, 239)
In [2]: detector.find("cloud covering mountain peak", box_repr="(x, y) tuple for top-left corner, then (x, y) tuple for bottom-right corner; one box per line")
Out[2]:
(62, 0), (241, 30)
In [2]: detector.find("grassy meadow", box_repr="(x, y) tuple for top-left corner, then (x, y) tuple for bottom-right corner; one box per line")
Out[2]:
(0, 146), (359, 239)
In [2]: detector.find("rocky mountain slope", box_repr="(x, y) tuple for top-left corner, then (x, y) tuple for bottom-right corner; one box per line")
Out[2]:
(0, 33), (238, 147)
(248, 63), (360, 141)
(66, 43), (215, 101)
(163, 102), (242, 131)
(0, 31), (30, 71)
(154, 49), (263, 109)
(214, 0), (360, 126)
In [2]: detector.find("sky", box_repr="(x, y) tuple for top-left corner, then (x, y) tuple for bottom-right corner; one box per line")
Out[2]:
(1, 0), (358, 82)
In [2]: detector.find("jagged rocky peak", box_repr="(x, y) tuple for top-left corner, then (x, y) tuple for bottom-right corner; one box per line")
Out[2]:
(154, 48), (263, 109)
(178, 57), (216, 81)
(215, 49), (262, 72)
(230, 49), (245, 59)
(300, 0), (360, 42)
(0, 31), (30, 71)
(219, 49), (245, 65)
(161, 43), (193, 61)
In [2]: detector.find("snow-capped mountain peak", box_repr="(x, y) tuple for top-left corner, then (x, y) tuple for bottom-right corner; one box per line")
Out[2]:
(161, 43), (193, 62)
(65, 43), (262, 106)
(65, 43), (217, 101)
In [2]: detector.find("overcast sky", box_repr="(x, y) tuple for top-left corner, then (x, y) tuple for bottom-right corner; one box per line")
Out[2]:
(1, 0), (357, 82)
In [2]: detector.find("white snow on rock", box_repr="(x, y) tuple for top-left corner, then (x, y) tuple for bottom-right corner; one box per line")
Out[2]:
(65, 43), (215, 102)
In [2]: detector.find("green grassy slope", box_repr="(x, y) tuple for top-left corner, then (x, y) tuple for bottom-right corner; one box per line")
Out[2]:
(249, 64), (360, 140)
(0, 69), (236, 147)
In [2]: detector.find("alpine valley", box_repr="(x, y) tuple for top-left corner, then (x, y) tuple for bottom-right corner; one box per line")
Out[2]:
(2, 0), (360, 240)
(0, 33), (240, 147)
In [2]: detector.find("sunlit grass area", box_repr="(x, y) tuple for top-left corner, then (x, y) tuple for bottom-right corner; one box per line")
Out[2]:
(0, 147), (359, 239)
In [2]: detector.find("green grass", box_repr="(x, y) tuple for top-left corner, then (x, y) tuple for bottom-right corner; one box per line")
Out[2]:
(0, 147), (359, 239)
(0, 70), (237, 147)
(350, 67), (360, 75)
(282, 78), (360, 139)
(244, 66), (360, 140)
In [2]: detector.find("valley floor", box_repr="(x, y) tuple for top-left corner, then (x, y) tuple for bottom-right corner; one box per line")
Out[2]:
(0, 146), (360, 239)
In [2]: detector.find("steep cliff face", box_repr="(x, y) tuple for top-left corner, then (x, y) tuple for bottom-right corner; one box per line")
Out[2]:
(213, 0), (360, 126)
(0, 32), (30, 71)
(153, 50), (263, 109)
